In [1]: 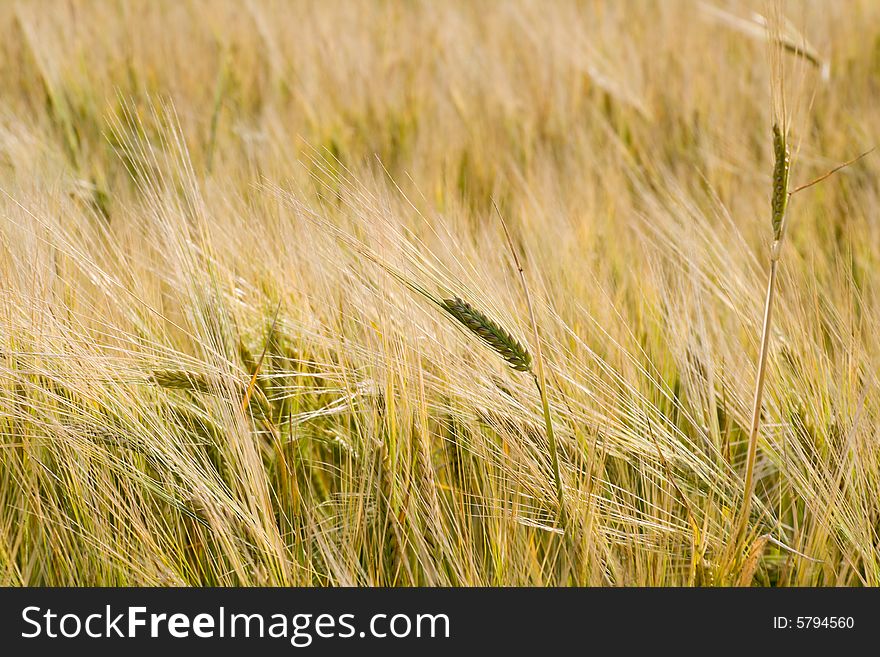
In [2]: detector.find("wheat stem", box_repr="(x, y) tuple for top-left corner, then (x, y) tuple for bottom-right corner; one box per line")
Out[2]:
(494, 201), (567, 529)
(730, 123), (789, 567)
(732, 253), (779, 550)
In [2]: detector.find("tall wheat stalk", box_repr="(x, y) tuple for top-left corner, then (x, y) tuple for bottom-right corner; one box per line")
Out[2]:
(493, 201), (566, 528)
(438, 293), (566, 527)
(730, 124), (871, 568)
(433, 202), (566, 531)
(730, 123), (790, 561)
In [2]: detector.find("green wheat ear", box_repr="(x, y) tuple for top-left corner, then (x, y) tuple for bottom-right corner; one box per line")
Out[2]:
(440, 297), (533, 372)
(151, 369), (213, 393)
(771, 123), (791, 240)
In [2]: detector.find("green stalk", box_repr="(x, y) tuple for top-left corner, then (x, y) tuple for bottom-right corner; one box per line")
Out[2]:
(494, 202), (566, 526)
(730, 124), (789, 565)
(732, 252), (779, 549)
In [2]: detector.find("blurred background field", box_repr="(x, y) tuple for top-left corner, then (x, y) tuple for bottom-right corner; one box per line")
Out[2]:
(1, 0), (879, 585)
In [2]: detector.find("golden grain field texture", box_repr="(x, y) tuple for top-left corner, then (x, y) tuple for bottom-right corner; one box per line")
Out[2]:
(1, 0), (879, 586)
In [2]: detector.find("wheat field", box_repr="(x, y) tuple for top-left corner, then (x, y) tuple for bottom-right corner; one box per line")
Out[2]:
(1, 0), (878, 586)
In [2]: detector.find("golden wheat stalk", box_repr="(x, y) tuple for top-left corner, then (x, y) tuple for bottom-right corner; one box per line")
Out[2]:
(731, 123), (790, 561)
(494, 200), (567, 533)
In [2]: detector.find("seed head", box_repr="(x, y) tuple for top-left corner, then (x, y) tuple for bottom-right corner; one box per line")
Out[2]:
(440, 297), (532, 373)
(771, 123), (791, 240)
(151, 369), (213, 393)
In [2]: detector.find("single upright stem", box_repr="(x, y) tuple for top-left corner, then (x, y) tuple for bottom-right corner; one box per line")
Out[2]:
(732, 241), (780, 552)
(726, 130), (867, 574)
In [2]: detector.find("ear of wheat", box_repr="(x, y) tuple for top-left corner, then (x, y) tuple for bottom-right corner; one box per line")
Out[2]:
(730, 122), (792, 572)
(151, 369), (273, 418)
(152, 369), (214, 394)
(771, 123), (791, 242)
(440, 297), (533, 373)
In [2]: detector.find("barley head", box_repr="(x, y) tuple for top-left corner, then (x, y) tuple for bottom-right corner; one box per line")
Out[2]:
(440, 297), (532, 372)
(151, 369), (213, 393)
(771, 123), (791, 240)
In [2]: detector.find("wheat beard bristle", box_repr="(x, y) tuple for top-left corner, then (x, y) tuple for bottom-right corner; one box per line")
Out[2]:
(440, 297), (532, 373)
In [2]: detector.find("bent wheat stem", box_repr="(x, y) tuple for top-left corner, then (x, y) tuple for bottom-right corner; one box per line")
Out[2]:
(494, 201), (566, 529)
